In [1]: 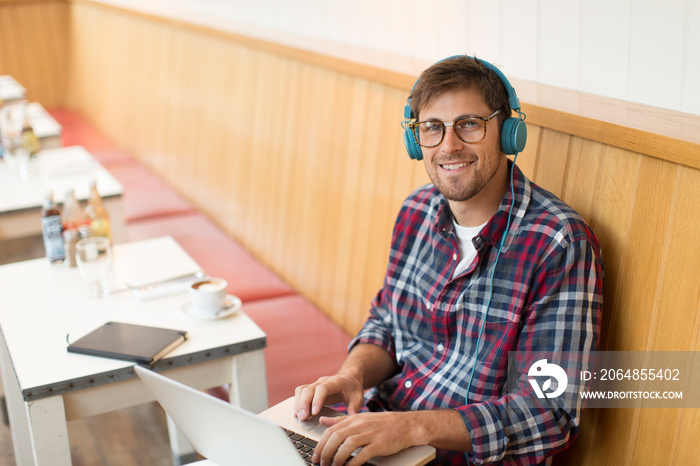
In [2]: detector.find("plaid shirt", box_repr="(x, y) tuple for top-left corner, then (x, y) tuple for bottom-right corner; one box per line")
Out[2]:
(351, 162), (603, 465)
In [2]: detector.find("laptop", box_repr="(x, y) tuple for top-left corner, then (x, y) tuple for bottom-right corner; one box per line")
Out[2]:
(134, 366), (436, 465)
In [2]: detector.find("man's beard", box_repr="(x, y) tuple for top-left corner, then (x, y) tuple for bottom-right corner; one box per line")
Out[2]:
(425, 153), (502, 202)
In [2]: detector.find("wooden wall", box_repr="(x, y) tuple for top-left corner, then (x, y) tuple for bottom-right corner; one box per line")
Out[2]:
(0, 0), (69, 108)
(2, 1), (700, 464)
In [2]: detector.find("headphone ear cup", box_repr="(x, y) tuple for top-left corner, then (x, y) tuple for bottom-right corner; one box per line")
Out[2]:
(500, 117), (527, 155)
(403, 127), (424, 161)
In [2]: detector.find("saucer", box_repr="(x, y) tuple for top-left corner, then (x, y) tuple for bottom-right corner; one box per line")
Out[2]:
(181, 295), (242, 320)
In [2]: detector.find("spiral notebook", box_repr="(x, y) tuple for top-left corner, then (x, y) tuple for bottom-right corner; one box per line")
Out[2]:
(67, 321), (188, 365)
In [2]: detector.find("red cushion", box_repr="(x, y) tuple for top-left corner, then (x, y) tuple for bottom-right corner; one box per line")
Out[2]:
(106, 160), (196, 222)
(126, 212), (295, 303)
(243, 295), (352, 406)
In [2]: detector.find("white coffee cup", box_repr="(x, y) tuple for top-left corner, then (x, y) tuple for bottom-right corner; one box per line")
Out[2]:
(188, 278), (228, 316)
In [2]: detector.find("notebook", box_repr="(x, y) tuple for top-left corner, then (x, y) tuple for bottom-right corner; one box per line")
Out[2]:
(134, 366), (436, 466)
(67, 322), (188, 365)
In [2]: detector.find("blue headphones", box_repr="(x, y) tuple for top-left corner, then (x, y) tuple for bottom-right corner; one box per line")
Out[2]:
(402, 55), (527, 160)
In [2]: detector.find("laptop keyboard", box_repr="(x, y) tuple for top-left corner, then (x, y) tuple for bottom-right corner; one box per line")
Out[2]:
(283, 428), (371, 465)
(283, 428), (319, 465)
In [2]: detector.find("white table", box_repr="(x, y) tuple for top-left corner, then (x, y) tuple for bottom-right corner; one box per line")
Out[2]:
(0, 236), (268, 466)
(0, 145), (126, 244)
(0, 75), (26, 103)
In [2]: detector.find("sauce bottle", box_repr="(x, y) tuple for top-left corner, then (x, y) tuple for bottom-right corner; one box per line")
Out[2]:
(83, 179), (111, 242)
(41, 191), (65, 263)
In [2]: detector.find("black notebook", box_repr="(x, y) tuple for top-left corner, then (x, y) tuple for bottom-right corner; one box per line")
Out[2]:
(67, 322), (188, 365)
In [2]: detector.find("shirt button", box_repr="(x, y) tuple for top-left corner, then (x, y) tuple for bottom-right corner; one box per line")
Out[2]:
(426, 301), (431, 310)
(437, 343), (445, 352)
(453, 253), (458, 261)
(404, 380), (412, 389)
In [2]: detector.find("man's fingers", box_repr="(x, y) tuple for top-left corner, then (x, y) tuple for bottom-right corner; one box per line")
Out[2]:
(293, 385), (307, 418)
(310, 383), (329, 416)
(315, 417), (372, 466)
(294, 374), (363, 421)
(319, 415), (346, 427)
(293, 384), (314, 420)
(294, 378), (337, 420)
(294, 382), (325, 421)
(347, 390), (365, 416)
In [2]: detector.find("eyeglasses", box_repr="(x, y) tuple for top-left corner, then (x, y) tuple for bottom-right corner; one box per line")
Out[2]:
(409, 109), (501, 148)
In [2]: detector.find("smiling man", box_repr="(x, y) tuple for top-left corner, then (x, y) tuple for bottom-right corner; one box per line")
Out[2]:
(295, 55), (603, 465)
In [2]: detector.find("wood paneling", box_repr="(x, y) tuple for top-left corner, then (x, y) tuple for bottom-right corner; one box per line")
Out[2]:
(0, 0), (68, 107)
(64, 1), (422, 335)
(3, 1), (700, 465)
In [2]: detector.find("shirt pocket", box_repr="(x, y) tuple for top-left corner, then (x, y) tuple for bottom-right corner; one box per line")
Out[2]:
(455, 294), (520, 401)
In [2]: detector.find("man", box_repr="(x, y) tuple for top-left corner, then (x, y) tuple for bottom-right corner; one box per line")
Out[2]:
(294, 55), (603, 465)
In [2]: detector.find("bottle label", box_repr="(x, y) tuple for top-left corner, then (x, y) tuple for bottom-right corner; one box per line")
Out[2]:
(42, 216), (65, 262)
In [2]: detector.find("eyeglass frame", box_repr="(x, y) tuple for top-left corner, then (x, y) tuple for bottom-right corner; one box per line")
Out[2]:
(408, 109), (502, 148)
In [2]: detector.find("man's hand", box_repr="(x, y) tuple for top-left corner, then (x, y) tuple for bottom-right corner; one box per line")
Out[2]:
(294, 373), (365, 421)
(313, 409), (471, 465)
(294, 343), (396, 421)
(312, 411), (420, 466)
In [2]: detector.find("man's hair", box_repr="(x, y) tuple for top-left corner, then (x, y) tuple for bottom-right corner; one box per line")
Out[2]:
(409, 56), (511, 126)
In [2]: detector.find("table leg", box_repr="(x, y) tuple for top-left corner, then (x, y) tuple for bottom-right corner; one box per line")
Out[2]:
(166, 414), (197, 466)
(228, 349), (268, 413)
(0, 332), (32, 465)
(0, 334), (71, 465)
(26, 397), (72, 465)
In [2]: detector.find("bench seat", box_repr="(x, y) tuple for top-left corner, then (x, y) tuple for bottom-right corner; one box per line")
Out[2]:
(105, 160), (197, 222)
(242, 295), (351, 406)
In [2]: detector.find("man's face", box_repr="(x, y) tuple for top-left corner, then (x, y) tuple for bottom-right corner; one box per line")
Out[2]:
(419, 88), (505, 204)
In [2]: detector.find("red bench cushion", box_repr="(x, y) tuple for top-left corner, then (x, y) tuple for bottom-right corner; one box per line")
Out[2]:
(243, 295), (352, 406)
(106, 160), (196, 222)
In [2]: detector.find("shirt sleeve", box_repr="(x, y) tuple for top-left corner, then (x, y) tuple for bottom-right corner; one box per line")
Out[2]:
(457, 237), (603, 465)
(348, 195), (420, 360)
(349, 285), (397, 361)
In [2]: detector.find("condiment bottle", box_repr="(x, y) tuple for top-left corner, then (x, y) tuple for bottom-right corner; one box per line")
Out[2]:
(61, 189), (86, 231)
(21, 116), (40, 158)
(40, 191), (65, 264)
(83, 179), (111, 242)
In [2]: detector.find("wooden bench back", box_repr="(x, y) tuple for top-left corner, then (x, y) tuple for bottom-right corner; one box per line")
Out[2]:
(2, 1), (699, 463)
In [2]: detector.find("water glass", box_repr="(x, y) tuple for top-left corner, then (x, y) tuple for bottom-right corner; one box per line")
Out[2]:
(0, 101), (31, 180)
(75, 236), (113, 298)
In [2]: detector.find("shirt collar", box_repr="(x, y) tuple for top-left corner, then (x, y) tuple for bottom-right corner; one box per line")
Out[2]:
(434, 160), (530, 249)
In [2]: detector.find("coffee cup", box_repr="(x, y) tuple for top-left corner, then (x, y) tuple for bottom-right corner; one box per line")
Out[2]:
(188, 278), (228, 316)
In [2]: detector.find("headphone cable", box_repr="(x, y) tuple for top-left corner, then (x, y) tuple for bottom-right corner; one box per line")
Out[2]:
(464, 152), (519, 401)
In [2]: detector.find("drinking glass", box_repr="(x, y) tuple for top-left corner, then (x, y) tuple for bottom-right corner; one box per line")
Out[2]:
(0, 101), (31, 180)
(75, 236), (113, 298)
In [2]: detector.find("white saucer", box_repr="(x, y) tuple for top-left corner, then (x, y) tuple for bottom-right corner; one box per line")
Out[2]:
(181, 295), (242, 320)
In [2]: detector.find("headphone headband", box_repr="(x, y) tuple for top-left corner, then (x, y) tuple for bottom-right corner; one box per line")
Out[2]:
(403, 55), (527, 160)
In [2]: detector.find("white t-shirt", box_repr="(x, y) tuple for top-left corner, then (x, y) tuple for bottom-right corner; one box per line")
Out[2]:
(452, 219), (487, 278)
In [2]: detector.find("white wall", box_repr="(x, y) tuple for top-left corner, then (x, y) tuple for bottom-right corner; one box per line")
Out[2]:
(100, 0), (700, 115)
